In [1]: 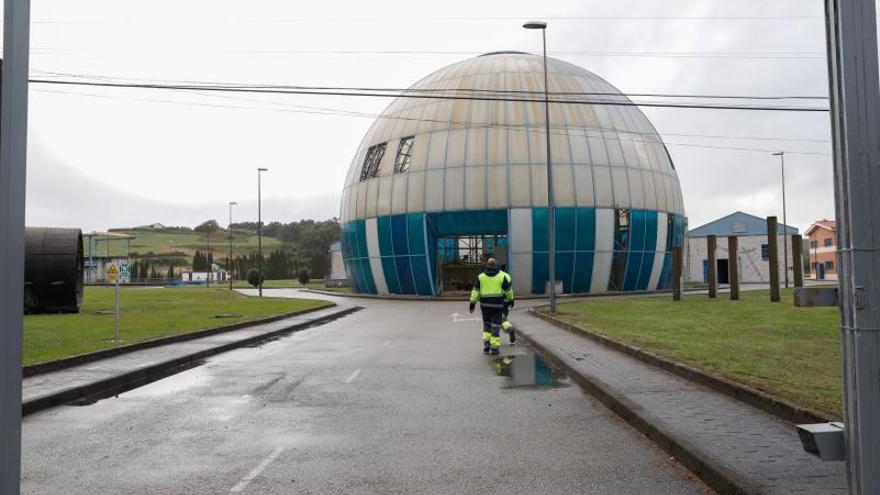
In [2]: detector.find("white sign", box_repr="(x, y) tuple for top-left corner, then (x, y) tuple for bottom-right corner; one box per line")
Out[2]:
(119, 265), (131, 281)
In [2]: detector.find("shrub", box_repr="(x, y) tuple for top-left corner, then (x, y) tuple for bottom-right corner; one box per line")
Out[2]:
(297, 268), (310, 286)
(246, 268), (264, 288)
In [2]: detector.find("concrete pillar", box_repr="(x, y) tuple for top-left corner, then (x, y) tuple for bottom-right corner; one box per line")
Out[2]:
(767, 216), (781, 302)
(728, 236), (739, 300)
(792, 234), (804, 288)
(707, 235), (717, 298)
(672, 246), (682, 301)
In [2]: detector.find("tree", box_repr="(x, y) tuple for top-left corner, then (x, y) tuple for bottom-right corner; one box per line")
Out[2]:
(297, 268), (310, 286)
(246, 268), (264, 288)
(167, 264), (175, 280)
(194, 219), (221, 233)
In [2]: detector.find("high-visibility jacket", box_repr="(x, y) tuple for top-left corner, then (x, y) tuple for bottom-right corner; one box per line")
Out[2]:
(500, 270), (514, 303)
(470, 268), (514, 310)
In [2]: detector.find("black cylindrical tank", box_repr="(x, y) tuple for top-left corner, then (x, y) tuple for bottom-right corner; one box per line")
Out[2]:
(24, 227), (84, 313)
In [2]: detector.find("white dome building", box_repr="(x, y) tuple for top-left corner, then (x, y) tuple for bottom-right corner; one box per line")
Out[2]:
(339, 51), (686, 296)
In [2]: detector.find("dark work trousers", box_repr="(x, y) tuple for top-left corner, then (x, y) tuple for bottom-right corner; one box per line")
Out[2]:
(481, 307), (503, 349)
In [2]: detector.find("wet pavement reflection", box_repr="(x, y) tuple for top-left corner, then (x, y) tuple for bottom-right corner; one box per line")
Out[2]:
(494, 349), (567, 388)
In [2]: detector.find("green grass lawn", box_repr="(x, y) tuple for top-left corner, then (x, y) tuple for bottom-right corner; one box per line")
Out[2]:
(551, 289), (842, 417)
(24, 286), (331, 366)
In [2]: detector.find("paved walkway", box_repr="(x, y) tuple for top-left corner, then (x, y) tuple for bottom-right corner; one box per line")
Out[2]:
(514, 311), (847, 494)
(23, 305), (352, 406)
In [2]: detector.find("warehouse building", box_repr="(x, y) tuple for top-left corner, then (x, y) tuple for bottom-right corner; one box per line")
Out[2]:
(339, 52), (686, 296)
(685, 211), (797, 285)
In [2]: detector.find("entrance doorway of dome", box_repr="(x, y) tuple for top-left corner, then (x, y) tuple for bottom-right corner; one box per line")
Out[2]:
(436, 234), (508, 295)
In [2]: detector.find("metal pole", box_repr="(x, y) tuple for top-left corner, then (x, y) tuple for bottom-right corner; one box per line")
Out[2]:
(0, 0), (30, 490)
(206, 231), (210, 288)
(767, 216), (781, 302)
(774, 152), (790, 289)
(707, 235), (717, 299)
(541, 28), (556, 313)
(257, 168), (265, 297)
(229, 201), (236, 290)
(728, 236), (740, 300)
(824, 0), (880, 491)
(792, 234), (804, 288)
(114, 278), (120, 341)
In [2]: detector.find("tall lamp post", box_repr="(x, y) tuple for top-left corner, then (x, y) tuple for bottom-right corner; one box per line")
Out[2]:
(772, 152), (789, 289)
(257, 167), (268, 297)
(523, 20), (556, 313)
(228, 201), (237, 290)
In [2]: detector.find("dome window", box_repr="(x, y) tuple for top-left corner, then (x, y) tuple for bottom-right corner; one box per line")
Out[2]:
(394, 136), (415, 174)
(359, 142), (387, 181)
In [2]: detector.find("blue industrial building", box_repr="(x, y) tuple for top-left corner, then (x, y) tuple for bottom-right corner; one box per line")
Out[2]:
(340, 52), (686, 296)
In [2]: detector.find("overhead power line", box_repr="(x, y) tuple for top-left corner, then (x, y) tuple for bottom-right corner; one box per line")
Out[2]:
(28, 79), (830, 112)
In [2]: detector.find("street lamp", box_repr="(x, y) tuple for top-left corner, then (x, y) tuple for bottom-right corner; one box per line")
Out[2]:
(228, 201), (237, 290)
(772, 152), (789, 289)
(257, 168), (268, 297)
(524, 20), (556, 314)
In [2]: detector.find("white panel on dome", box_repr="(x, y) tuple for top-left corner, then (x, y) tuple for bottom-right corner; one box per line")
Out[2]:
(509, 208), (532, 254)
(655, 173), (669, 211)
(427, 131), (448, 169)
(465, 127), (486, 166)
(410, 132), (429, 171)
(487, 165), (508, 208)
(487, 127), (507, 165)
(391, 174), (407, 214)
(573, 165), (595, 207)
(648, 212), (668, 290)
(619, 134), (640, 168)
(445, 129), (466, 167)
(465, 167), (485, 209)
(365, 218), (389, 294)
(356, 182), (368, 219)
(531, 165), (548, 206)
(416, 102), (438, 134)
(425, 170), (444, 211)
(629, 170), (646, 209)
(591, 208), (615, 293)
(509, 165), (531, 207)
(510, 253), (532, 296)
(431, 101), (455, 133)
(642, 170), (658, 210)
(569, 129), (589, 164)
(509, 128), (529, 163)
(366, 178), (379, 218)
(451, 99), (469, 124)
(593, 166), (613, 207)
(377, 175), (392, 216)
(664, 175), (676, 213)
(611, 167), (630, 207)
(339, 188), (349, 223)
(347, 185), (358, 221)
(553, 164), (575, 207)
(528, 130), (547, 165)
(469, 99), (489, 127)
(604, 132), (626, 167)
(550, 131), (571, 164)
(586, 130), (609, 166)
(407, 171), (425, 212)
(672, 178), (684, 214)
(444, 167), (464, 211)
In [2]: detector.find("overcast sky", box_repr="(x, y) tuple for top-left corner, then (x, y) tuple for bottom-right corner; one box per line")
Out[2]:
(20, 0), (834, 233)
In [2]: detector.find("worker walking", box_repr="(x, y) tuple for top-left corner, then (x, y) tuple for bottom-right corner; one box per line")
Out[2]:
(469, 258), (514, 355)
(500, 269), (516, 344)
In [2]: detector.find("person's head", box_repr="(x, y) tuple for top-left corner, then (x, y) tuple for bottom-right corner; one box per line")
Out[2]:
(486, 258), (498, 269)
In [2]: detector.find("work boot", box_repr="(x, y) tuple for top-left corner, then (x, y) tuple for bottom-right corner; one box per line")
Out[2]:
(483, 342), (491, 354)
(509, 328), (516, 344)
(490, 348), (500, 355)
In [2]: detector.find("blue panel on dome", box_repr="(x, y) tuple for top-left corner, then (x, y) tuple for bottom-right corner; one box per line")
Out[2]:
(532, 208), (548, 253)
(358, 258), (377, 294)
(381, 256), (400, 294)
(572, 251), (594, 293)
(624, 210), (647, 290)
(575, 208), (596, 251)
(395, 256), (416, 294)
(426, 209), (507, 235)
(556, 208), (576, 251)
(407, 214), (426, 255)
(410, 255), (433, 295)
(658, 252), (673, 289)
(391, 214), (409, 255)
(378, 216), (394, 256)
(637, 211), (658, 290)
(672, 214), (686, 248)
(556, 251), (575, 293)
(355, 220), (369, 259)
(532, 251), (549, 294)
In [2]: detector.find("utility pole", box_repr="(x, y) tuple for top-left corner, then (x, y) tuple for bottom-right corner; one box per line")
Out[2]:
(0, 0), (30, 491)
(206, 230), (211, 288)
(824, 0), (880, 491)
(773, 152), (790, 289)
(229, 201), (237, 290)
(257, 167), (268, 297)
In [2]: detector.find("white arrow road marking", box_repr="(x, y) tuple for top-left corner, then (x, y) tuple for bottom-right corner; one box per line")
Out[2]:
(230, 446), (285, 492)
(447, 312), (481, 323)
(345, 369), (362, 383)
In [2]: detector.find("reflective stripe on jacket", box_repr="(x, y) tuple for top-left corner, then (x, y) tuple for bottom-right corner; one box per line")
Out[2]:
(470, 268), (514, 309)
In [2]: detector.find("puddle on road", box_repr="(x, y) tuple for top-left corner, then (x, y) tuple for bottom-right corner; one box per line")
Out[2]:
(494, 349), (567, 388)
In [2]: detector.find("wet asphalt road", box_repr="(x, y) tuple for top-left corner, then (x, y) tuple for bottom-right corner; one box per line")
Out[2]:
(22, 290), (707, 494)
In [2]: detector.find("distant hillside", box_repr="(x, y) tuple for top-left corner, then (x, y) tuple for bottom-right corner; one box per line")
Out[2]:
(113, 228), (282, 261)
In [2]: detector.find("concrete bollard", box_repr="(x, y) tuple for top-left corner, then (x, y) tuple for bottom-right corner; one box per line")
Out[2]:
(728, 236), (740, 300)
(767, 216), (781, 302)
(707, 235), (717, 299)
(792, 234), (804, 288)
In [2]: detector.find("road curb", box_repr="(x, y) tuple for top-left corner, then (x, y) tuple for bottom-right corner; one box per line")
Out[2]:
(527, 308), (837, 425)
(24, 303), (336, 377)
(22, 306), (362, 416)
(517, 329), (755, 495)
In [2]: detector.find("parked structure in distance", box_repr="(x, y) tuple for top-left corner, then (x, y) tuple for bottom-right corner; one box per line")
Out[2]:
(686, 211), (797, 285)
(339, 52), (686, 297)
(805, 219), (837, 280)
